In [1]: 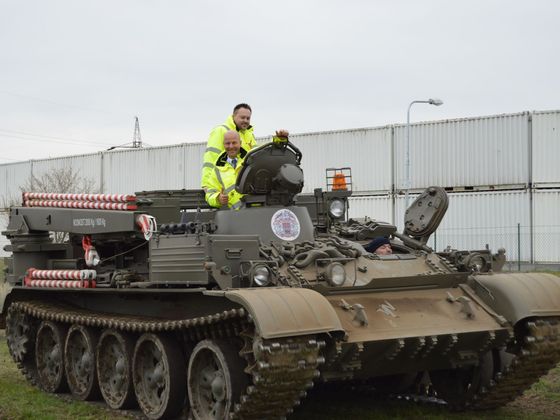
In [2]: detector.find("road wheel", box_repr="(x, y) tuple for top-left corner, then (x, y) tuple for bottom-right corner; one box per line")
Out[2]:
(96, 329), (136, 409)
(35, 320), (68, 393)
(132, 333), (186, 419)
(187, 339), (248, 420)
(65, 324), (100, 400)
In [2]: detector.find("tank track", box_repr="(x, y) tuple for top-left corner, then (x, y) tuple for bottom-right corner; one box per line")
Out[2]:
(5, 308), (39, 386)
(312, 318), (560, 412)
(469, 317), (560, 410)
(6, 300), (325, 419)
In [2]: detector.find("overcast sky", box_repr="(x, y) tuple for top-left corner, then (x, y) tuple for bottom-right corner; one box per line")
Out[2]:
(0, 0), (558, 164)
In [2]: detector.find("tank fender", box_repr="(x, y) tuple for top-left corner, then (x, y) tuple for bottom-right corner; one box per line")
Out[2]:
(205, 288), (344, 340)
(469, 273), (560, 324)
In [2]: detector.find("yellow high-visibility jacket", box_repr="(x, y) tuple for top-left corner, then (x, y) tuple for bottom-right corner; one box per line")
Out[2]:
(201, 115), (256, 188)
(205, 150), (247, 210)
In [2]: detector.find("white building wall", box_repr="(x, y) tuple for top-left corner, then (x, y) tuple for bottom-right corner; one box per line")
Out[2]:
(532, 110), (560, 187)
(0, 111), (540, 197)
(394, 113), (530, 190)
(0, 161), (31, 202)
(0, 163), (31, 257)
(183, 142), (206, 189)
(395, 190), (531, 261)
(347, 194), (393, 223)
(102, 144), (187, 194)
(532, 189), (560, 263)
(265, 126), (393, 194)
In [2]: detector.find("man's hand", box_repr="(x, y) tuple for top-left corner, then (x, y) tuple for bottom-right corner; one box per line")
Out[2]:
(275, 129), (289, 138)
(218, 188), (229, 206)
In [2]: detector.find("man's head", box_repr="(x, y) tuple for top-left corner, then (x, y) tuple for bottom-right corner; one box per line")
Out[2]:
(365, 237), (392, 255)
(232, 103), (252, 130)
(223, 131), (241, 158)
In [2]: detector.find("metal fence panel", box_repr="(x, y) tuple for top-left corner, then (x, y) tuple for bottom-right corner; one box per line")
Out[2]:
(348, 194), (393, 223)
(532, 111), (560, 187)
(0, 161), (31, 202)
(184, 142), (206, 189)
(533, 189), (560, 263)
(103, 144), (187, 194)
(395, 190), (531, 261)
(394, 113), (530, 190)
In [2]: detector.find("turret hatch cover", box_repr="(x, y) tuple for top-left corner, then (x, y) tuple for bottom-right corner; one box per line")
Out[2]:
(404, 186), (449, 239)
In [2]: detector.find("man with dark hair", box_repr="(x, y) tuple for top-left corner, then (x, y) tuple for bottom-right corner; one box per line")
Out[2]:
(233, 103), (252, 113)
(365, 237), (393, 255)
(201, 103), (289, 188)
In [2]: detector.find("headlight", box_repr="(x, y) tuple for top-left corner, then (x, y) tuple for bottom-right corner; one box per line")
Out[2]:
(252, 265), (271, 286)
(326, 262), (346, 287)
(328, 199), (345, 219)
(465, 252), (489, 273)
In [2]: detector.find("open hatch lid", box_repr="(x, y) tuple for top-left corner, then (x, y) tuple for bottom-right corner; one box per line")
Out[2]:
(404, 186), (449, 240)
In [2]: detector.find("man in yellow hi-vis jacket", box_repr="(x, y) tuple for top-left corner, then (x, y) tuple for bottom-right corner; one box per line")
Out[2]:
(201, 104), (254, 189)
(201, 103), (289, 188)
(205, 131), (247, 210)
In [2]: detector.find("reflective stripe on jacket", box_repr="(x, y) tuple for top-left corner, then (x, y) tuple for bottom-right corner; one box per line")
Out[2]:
(205, 150), (246, 209)
(201, 115), (256, 188)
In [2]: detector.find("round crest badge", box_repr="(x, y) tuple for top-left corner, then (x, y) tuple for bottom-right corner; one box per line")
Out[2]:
(270, 209), (301, 241)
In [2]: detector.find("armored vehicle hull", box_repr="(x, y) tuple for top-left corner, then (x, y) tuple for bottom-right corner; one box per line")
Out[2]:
(2, 141), (560, 419)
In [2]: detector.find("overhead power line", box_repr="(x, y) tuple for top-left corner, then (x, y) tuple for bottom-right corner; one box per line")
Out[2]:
(0, 89), (129, 118)
(0, 128), (113, 147)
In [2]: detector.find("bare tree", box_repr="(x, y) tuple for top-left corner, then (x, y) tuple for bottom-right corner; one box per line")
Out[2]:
(1, 167), (97, 242)
(22, 167), (97, 196)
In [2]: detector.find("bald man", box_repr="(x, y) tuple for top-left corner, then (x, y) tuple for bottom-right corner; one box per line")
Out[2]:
(205, 131), (247, 209)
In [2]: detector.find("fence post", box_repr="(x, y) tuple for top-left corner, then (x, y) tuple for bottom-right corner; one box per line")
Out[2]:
(517, 223), (521, 272)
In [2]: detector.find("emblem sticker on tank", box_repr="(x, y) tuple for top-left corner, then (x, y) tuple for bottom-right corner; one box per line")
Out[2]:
(271, 209), (300, 241)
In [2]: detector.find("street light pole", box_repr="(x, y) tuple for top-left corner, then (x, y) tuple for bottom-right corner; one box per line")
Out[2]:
(405, 98), (444, 209)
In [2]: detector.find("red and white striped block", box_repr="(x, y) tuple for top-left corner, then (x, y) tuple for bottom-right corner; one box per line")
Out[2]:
(24, 268), (97, 288)
(28, 269), (96, 280)
(23, 192), (136, 203)
(24, 279), (96, 288)
(24, 200), (137, 211)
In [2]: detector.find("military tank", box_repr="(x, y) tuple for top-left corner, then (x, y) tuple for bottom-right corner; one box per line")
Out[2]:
(2, 140), (560, 419)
